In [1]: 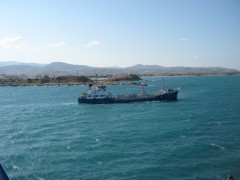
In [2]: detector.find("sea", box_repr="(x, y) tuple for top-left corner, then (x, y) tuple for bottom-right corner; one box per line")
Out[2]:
(0, 75), (240, 180)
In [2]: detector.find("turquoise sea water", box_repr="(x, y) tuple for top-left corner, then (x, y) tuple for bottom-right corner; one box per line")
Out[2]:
(0, 76), (240, 179)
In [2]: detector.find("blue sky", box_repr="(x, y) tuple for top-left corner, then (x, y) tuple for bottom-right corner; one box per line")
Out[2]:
(0, 0), (239, 69)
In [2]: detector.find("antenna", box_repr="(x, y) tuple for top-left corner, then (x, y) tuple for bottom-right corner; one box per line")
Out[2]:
(162, 78), (165, 91)
(140, 84), (146, 95)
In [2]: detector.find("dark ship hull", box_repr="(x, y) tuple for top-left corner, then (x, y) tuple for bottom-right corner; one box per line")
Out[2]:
(78, 89), (178, 104)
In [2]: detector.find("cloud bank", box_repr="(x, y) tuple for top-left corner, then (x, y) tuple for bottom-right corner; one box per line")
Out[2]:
(0, 36), (23, 48)
(85, 41), (101, 48)
(49, 42), (66, 48)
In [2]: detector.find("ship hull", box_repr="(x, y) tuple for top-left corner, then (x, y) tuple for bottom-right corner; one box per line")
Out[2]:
(78, 91), (178, 104)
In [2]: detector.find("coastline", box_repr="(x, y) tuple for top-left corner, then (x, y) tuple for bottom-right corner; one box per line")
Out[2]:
(0, 73), (239, 87)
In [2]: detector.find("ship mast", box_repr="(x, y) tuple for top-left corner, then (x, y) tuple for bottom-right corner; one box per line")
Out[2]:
(140, 84), (146, 95)
(162, 78), (165, 92)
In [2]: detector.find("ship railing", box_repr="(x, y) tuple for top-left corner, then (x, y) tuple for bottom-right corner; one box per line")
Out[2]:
(115, 93), (157, 100)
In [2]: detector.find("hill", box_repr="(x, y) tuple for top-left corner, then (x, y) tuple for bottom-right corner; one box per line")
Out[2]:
(0, 61), (45, 67)
(0, 61), (239, 76)
(105, 74), (142, 82)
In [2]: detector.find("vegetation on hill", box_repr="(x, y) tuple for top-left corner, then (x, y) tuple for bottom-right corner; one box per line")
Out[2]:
(0, 75), (93, 86)
(0, 74), (143, 86)
(105, 74), (142, 82)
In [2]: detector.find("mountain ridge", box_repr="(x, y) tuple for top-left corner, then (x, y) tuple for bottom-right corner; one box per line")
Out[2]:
(0, 61), (239, 76)
(0, 61), (45, 67)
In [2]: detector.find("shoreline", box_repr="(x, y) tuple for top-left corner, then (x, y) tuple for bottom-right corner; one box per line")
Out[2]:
(1, 73), (239, 87)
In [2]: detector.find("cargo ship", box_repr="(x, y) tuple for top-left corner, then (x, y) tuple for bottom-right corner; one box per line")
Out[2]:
(78, 80), (179, 104)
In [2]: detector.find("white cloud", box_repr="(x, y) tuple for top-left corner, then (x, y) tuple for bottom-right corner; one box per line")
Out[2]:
(0, 36), (23, 48)
(85, 41), (101, 48)
(180, 37), (191, 41)
(50, 42), (66, 47)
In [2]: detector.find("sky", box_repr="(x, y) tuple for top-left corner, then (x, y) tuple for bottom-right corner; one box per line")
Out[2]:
(0, 0), (240, 69)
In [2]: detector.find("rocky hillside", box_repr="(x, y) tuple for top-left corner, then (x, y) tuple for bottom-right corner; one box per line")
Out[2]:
(0, 74), (145, 86)
(105, 74), (142, 82)
(0, 75), (93, 86)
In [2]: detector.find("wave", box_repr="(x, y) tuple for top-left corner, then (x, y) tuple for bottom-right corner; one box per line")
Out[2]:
(210, 143), (225, 150)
